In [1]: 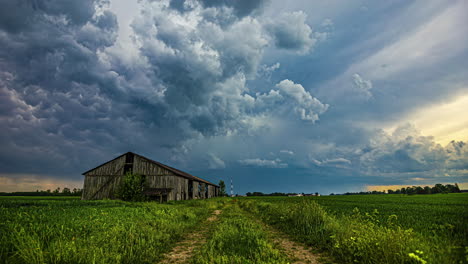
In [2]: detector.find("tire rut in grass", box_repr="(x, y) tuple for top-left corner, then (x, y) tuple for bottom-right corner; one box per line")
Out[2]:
(244, 211), (331, 264)
(159, 209), (222, 264)
(266, 226), (324, 264)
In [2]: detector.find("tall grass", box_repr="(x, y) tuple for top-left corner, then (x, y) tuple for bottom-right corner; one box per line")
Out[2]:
(240, 198), (466, 264)
(0, 197), (221, 264)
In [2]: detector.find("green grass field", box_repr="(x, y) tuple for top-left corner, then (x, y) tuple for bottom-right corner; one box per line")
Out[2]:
(0, 197), (221, 263)
(1, 194), (467, 263)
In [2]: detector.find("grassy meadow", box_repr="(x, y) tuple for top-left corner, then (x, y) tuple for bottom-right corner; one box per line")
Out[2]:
(0, 197), (222, 263)
(1, 194), (467, 263)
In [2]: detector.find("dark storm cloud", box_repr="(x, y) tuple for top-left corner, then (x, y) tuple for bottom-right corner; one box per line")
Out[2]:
(0, 0), (328, 183)
(170, 0), (268, 18)
(0, 0), (143, 176)
(0, 0), (97, 33)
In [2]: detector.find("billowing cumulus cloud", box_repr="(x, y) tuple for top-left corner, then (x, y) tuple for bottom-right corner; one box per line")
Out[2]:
(359, 124), (468, 180)
(265, 11), (315, 53)
(274, 79), (329, 122)
(253, 79), (328, 124)
(445, 141), (468, 170)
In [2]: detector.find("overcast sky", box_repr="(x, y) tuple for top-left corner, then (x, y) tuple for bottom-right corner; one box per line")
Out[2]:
(1, 0), (467, 194)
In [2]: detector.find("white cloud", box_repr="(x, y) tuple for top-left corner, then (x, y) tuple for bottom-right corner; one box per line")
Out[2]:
(311, 157), (351, 167)
(359, 123), (463, 174)
(275, 79), (329, 122)
(352, 73), (372, 99)
(239, 158), (288, 168)
(324, 158), (352, 165)
(265, 11), (315, 53)
(207, 153), (226, 169)
(258, 62), (280, 79)
(280, 149), (294, 155)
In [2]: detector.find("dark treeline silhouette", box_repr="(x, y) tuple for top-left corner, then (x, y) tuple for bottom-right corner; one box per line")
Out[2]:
(0, 187), (83, 196)
(246, 192), (291, 196)
(245, 192), (320, 197)
(342, 183), (461, 195)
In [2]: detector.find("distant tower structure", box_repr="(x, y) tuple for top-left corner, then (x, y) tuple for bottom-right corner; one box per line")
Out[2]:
(230, 175), (234, 197)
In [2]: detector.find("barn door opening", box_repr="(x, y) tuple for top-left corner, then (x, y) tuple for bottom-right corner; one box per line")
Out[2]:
(123, 153), (134, 174)
(188, 180), (193, 199)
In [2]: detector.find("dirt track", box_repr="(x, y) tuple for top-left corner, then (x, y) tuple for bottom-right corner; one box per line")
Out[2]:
(159, 210), (222, 264)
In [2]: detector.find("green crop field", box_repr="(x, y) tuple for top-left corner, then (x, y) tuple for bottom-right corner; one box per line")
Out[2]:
(1, 194), (467, 264)
(245, 194), (468, 241)
(239, 193), (468, 264)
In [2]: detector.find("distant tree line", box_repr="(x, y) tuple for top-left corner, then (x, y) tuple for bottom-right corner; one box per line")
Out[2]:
(246, 192), (288, 196)
(0, 187), (83, 196)
(245, 192), (320, 196)
(340, 183), (461, 195)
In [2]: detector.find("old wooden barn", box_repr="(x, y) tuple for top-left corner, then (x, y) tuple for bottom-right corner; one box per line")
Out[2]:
(82, 152), (220, 201)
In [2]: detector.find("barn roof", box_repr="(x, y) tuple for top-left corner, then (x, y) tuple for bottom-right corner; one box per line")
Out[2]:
(82, 152), (219, 187)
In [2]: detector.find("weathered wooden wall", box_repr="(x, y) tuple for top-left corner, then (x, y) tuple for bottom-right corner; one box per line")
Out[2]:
(146, 175), (188, 201)
(133, 155), (174, 176)
(82, 175), (124, 200)
(85, 155), (126, 176)
(192, 181), (199, 199)
(208, 185), (216, 198)
(82, 155), (126, 200)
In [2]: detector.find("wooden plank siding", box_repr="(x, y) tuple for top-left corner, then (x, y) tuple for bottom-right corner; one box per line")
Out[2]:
(82, 175), (124, 200)
(82, 152), (220, 201)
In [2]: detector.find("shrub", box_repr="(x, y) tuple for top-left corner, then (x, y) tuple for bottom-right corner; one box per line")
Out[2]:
(115, 172), (147, 202)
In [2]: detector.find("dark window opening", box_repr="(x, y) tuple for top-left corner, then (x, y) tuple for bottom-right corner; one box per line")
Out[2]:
(123, 164), (133, 174)
(125, 153), (134, 163)
(124, 153), (134, 174)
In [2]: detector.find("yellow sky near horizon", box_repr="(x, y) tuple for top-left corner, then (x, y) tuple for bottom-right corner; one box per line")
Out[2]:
(386, 93), (468, 146)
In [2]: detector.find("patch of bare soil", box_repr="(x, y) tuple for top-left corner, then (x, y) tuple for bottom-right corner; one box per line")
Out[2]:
(250, 216), (333, 264)
(159, 210), (221, 264)
(268, 227), (323, 264)
(207, 209), (221, 221)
